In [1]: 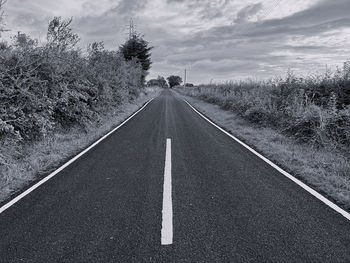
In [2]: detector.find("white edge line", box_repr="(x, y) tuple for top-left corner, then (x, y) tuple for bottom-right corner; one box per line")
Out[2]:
(183, 99), (350, 221)
(161, 138), (173, 245)
(0, 98), (155, 214)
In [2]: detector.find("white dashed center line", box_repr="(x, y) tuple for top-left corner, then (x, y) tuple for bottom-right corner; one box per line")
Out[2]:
(161, 138), (173, 245)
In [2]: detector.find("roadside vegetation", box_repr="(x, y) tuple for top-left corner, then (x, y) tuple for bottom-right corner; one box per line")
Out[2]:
(180, 68), (350, 150)
(176, 66), (350, 209)
(0, 5), (155, 201)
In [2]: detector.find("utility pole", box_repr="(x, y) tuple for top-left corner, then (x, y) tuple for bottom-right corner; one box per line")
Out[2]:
(184, 69), (187, 88)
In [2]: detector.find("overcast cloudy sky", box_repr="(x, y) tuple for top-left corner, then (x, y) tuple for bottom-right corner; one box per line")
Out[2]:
(3, 0), (350, 84)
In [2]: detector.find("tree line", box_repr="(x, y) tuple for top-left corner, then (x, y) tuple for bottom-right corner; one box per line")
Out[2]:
(147, 75), (194, 88)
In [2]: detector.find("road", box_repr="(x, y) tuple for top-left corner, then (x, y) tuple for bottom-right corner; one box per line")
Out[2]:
(1, 90), (350, 262)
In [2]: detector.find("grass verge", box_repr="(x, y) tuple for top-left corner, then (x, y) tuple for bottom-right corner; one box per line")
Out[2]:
(175, 90), (350, 211)
(0, 87), (161, 203)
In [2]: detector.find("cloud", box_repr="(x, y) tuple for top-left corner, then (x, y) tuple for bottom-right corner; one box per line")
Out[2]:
(2, 0), (350, 83)
(234, 3), (263, 24)
(113, 0), (148, 15)
(151, 0), (350, 82)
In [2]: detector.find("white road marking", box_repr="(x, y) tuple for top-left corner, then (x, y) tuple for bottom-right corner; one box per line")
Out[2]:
(183, 99), (350, 222)
(161, 138), (173, 245)
(0, 98), (155, 215)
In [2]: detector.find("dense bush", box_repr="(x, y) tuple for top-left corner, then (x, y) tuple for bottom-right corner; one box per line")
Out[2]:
(0, 18), (145, 145)
(180, 67), (350, 149)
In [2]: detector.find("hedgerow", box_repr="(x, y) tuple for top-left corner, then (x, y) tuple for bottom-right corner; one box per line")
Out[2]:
(0, 17), (145, 146)
(180, 67), (350, 150)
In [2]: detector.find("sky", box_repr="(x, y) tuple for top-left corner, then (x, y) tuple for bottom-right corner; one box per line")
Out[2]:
(2, 0), (350, 84)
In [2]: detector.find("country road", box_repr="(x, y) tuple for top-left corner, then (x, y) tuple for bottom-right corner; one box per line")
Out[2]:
(1, 90), (350, 262)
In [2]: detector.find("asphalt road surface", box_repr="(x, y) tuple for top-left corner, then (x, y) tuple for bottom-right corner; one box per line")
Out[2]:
(1, 90), (350, 262)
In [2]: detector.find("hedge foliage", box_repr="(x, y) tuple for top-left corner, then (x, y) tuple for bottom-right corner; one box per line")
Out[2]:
(0, 18), (145, 145)
(182, 67), (350, 149)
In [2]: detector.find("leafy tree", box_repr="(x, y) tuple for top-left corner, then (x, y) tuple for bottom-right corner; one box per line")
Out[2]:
(47, 17), (80, 52)
(119, 34), (153, 83)
(167, 75), (182, 88)
(157, 76), (168, 88)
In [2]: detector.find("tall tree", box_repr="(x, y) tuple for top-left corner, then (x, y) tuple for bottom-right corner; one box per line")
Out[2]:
(119, 34), (153, 84)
